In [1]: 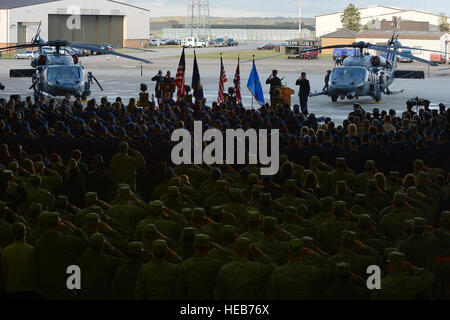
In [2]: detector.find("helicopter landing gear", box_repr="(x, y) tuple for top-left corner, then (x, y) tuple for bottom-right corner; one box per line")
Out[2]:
(374, 94), (381, 102)
(331, 94), (338, 102)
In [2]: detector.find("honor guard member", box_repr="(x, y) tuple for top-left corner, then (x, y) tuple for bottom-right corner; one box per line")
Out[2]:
(151, 70), (164, 106)
(296, 72), (310, 111)
(266, 70), (282, 107)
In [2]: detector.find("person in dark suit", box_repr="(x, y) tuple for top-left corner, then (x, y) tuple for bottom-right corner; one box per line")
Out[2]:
(151, 70), (164, 106)
(266, 70), (282, 107)
(296, 72), (310, 111)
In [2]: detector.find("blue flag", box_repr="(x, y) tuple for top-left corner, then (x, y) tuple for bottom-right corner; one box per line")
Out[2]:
(192, 51), (204, 102)
(247, 60), (264, 106)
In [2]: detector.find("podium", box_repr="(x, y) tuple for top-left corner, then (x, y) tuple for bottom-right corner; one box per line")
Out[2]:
(280, 87), (295, 106)
(161, 83), (175, 101)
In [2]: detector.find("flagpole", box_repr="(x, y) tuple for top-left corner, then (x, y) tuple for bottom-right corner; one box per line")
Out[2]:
(252, 55), (256, 110)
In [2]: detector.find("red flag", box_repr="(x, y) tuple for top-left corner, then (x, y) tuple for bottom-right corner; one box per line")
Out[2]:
(233, 56), (242, 103)
(217, 56), (228, 103)
(174, 48), (185, 98)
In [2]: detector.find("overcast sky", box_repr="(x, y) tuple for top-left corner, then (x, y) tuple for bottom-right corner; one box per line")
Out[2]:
(124, 0), (450, 18)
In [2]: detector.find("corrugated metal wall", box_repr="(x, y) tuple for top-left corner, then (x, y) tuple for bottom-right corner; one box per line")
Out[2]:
(48, 14), (124, 47)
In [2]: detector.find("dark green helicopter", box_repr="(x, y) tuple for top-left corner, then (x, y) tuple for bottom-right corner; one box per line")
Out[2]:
(0, 23), (153, 100)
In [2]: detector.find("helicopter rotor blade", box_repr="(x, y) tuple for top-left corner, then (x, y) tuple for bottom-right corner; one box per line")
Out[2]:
(375, 44), (447, 55)
(0, 44), (38, 52)
(65, 43), (152, 64)
(369, 45), (438, 66)
(122, 47), (157, 53)
(299, 44), (359, 53)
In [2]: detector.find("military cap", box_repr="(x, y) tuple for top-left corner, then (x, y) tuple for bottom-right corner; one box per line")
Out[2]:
(413, 217), (426, 229)
(29, 202), (43, 214)
(229, 188), (243, 199)
(251, 184), (264, 194)
(152, 239), (168, 255)
(388, 251), (405, 264)
(335, 261), (351, 275)
(384, 247), (398, 257)
(279, 155), (288, 164)
(262, 216), (277, 229)
(389, 171), (399, 180)
(406, 187), (418, 197)
(194, 234), (210, 248)
(90, 233), (105, 248)
(351, 205), (364, 215)
(440, 211), (450, 227)
(413, 159), (424, 168)
(182, 227), (196, 240)
(301, 236), (314, 248)
(367, 179), (377, 187)
(192, 207), (205, 219)
(334, 201), (346, 213)
(1, 169), (13, 181)
(310, 156), (320, 166)
(285, 179), (296, 189)
(259, 192), (271, 201)
(148, 200), (164, 213)
(297, 204), (308, 216)
(85, 192), (98, 201)
(127, 241), (143, 255)
(248, 173), (258, 184)
(336, 180), (347, 190)
(29, 174), (41, 185)
(393, 192), (406, 202)
(289, 238), (304, 254)
(56, 195), (68, 204)
(0, 202), (7, 211)
(234, 237), (250, 251)
(85, 212), (100, 225)
(358, 214), (371, 227)
(364, 160), (375, 169)
(321, 197), (333, 211)
(417, 171), (429, 183)
(246, 210), (260, 222)
(223, 225), (237, 238)
(285, 206), (298, 217)
(355, 194), (367, 202)
(142, 223), (157, 234)
(336, 157), (346, 166)
(342, 230), (356, 242)
(118, 141), (129, 153)
(8, 161), (19, 171)
(210, 205), (224, 217)
(118, 184), (131, 197)
(167, 186), (179, 196)
(39, 211), (59, 224)
(215, 180), (227, 191)
(181, 208), (193, 218)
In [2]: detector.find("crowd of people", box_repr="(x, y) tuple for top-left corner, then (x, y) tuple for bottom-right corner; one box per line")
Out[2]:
(0, 89), (449, 300)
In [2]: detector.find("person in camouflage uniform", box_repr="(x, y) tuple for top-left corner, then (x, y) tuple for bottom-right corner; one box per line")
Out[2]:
(332, 180), (356, 209)
(176, 234), (224, 299)
(353, 160), (377, 194)
(78, 233), (125, 300)
(203, 180), (232, 214)
(355, 214), (392, 257)
(74, 192), (105, 227)
(239, 211), (264, 243)
(267, 238), (328, 299)
(214, 237), (274, 300)
(386, 171), (402, 195)
(326, 158), (355, 195)
(433, 211), (450, 299)
(252, 217), (290, 265)
(315, 201), (357, 255)
(322, 262), (370, 300)
(160, 186), (193, 213)
(109, 142), (145, 193)
(134, 239), (179, 300)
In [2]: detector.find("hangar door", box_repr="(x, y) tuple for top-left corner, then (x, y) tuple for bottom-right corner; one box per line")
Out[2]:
(48, 14), (124, 48)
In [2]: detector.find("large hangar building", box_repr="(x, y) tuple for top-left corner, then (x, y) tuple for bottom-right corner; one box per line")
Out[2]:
(0, 0), (150, 49)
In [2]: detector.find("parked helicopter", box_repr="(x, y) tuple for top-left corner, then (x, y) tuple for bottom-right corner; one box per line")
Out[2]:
(300, 32), (447, 102)
(0, 23), (152, 100)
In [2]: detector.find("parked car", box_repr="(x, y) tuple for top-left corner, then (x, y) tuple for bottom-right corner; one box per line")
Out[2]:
(257, 43), (275, 50)
(14, 50), (38, 59)
(181, 37), (206, 48)
(215, 37), (226, 47)
(397, 50), (413, 63)
(430, 53), (446, 64)
(226, 38), (238, 47)
(298, 46), (319, 59)
(332, 48), (360, 60)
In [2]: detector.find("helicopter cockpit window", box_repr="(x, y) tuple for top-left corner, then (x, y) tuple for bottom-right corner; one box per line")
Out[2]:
(47, 66), (82, 82)
(331, 67), (367, 83)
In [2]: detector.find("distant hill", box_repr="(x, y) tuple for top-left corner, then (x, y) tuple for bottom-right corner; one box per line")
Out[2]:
(150, 16), (315, 31)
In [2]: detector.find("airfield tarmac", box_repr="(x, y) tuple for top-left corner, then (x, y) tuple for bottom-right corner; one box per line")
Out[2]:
(1, 43), (450, 122)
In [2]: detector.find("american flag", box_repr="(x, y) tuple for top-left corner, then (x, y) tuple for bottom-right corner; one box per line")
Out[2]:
(174, 48), (185, 98)
(233, 57), (242, 103)
(217, 56), (228, 103)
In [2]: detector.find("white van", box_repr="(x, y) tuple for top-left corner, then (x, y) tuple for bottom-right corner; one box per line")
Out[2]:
(181, 37), (206, 48)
